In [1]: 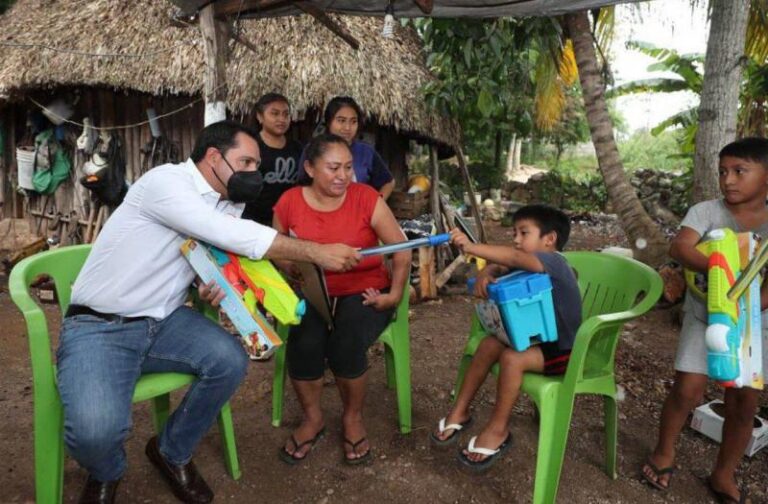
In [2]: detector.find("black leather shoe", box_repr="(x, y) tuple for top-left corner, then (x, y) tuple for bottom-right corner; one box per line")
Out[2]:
(78, 475), (120, 504)
(145, 436), (214, 504)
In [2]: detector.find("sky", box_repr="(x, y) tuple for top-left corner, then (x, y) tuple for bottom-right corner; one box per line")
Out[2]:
(609, 0), (709, 132)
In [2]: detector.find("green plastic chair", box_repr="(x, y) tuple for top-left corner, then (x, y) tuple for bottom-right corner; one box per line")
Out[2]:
(453, 252), (662, 504)
(9, 245), (241, 504)
(271, 286), (411, 433)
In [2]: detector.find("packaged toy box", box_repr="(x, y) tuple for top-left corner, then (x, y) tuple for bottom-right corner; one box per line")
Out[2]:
(181, 239), (298, 359)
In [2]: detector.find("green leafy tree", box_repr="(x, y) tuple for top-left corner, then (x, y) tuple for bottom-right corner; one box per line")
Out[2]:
(417, 17), (572, 188)
(536, 87), (591, 165)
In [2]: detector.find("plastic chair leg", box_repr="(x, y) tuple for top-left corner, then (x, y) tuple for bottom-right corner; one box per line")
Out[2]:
(384, 342), (396, 390)
(216, 402), (241, 480)
(451, 354), (474, 401)
(151, 393), (171, 433)
(271, 344), (287, 428)
(38, 400), (65, 504)
(532, 395), (573, 504)
(386, 332), (412, 434)
(604, 394), (618, 479)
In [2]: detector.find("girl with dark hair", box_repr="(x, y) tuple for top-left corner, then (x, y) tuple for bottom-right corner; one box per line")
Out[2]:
(273, 133), (409, 465)
(242, 93), (303, 225)
(299, 96), (395, 199)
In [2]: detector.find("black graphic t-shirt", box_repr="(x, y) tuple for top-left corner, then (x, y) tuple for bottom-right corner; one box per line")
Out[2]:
(242, 135), (303, 225)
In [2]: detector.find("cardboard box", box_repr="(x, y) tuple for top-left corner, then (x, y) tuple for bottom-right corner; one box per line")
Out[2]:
(690, 400), (768, 457)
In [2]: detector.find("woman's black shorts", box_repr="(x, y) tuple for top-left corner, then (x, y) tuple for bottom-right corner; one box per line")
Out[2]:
(287, 292), (395, 380)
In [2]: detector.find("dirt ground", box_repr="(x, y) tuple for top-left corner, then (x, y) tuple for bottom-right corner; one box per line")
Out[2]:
(2, 219), (768, 503)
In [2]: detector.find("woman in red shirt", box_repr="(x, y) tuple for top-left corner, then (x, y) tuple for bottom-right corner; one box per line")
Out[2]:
(273, 133), (409, 465)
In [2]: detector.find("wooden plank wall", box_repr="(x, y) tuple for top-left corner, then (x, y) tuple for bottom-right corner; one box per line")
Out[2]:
(0, 88), (418, 243)
(0, 88), (204, 243)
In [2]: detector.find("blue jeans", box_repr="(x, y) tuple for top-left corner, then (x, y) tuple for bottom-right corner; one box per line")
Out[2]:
(56, 306), (248, 482)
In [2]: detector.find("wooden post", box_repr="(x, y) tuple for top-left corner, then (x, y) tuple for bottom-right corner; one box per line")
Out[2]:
(418, 246), (437, 299)
(200, 4), (229, 125)
(455, 145), (486, 243)
(435, 253), (465, 289)
(429, 145), (447, 271)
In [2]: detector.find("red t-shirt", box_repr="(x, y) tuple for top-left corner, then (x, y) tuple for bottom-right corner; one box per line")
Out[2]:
(273, 183), (390, 296)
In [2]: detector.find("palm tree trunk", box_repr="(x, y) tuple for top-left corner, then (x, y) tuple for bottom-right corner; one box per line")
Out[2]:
(566, 10), (667, 266)
(692, 0), (749, 202)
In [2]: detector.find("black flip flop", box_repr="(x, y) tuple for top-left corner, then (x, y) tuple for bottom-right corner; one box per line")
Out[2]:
(706, 477), (750, 504)
(641, 459), (674, 491)
(343, 436), (372, 466)
(456, 432), (513, 473)
(279, 427), (326, 465)
(429, 416), (473, 447)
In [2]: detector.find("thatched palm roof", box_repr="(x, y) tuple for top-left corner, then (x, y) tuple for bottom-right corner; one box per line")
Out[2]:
(0, 0), (460, 145)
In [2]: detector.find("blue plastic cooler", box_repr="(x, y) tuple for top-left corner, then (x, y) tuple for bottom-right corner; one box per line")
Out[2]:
(469, 270), (559, 351)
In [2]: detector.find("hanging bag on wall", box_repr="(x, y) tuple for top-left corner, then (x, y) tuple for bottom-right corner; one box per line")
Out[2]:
(31, 129), (71, 195)
(80, 132), (128, 207)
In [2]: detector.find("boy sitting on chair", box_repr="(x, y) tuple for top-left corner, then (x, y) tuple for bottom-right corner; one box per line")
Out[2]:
(431, 204), (581, 472)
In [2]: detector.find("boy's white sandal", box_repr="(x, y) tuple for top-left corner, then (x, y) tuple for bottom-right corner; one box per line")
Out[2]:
(457, 432), (513, 473)
(428, 416), (473, 447)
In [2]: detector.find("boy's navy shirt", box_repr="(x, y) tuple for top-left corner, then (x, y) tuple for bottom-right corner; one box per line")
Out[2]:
(535, 251), (582, 351)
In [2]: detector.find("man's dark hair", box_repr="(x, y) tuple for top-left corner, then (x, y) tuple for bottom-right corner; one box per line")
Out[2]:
(512, 204), (571, 251)
(323, 96), (364, 130)
(190, 120), (260, 163)
(298, 133), (350, 186)
(255, 93), (290, 114)
(719, 137), (768, 169)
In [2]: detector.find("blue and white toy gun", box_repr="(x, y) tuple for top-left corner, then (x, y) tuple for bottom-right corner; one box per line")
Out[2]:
(359, 233), (450, 257)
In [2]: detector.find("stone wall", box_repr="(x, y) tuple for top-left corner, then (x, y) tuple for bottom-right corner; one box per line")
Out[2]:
(506, 168), (689, 226)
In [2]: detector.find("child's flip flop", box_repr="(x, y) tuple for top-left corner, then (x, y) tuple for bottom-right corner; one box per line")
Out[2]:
(343, 436), (372, 466)
(456, 432), (512, 473)
(429, 416), (473, 447)
(641, 459), (674, 491)
(279, 427), (326, 465)
(706, 477), (750, 504)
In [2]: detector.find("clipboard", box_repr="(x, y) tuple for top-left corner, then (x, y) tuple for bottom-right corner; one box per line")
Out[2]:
(287, 229), (334, 328)
(294, 261), (334, 329)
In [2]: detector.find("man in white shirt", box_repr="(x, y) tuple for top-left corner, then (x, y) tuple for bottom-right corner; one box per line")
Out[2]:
(58, 121), (361, 504)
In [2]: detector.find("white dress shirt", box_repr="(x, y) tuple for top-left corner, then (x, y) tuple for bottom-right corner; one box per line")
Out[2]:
(71, 159), (278, 319)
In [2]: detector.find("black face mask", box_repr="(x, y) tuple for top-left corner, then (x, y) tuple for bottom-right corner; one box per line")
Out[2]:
(215, 154), (263, 204)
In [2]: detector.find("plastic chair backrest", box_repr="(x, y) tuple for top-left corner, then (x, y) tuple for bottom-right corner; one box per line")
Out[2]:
(9, 245), (92, 391)
(562, 251), (662, 385)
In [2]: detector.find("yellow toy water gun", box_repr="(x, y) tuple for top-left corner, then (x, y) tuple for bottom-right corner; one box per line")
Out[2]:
(238, 257), (306, 326)
(208, 246), (306, 326)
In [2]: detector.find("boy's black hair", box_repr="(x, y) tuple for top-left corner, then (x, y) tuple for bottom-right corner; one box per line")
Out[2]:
(323, 96), (364, 130)
(719, 137), (768, 168)
(255, 93), (290, 114)
(190, 120), (260, 163)
(298, 133), (351, 186)
(512, 204), (571, 251)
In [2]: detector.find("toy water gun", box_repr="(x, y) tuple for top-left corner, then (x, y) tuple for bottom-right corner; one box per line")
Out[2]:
(207, 246), (306, 326)
(359, 233), (450, 257)
(181, 239), (304, 359)
(684, 229), (766, 389)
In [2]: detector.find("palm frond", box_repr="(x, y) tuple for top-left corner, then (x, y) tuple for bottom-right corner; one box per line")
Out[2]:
(607, 78), (691, 98)
(559, 39), (578, 86)
(650, 107), (698, 135)
(534, 54), (565, 131)
(746, 1), (768, 63)
(595, 6), (616, 56)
